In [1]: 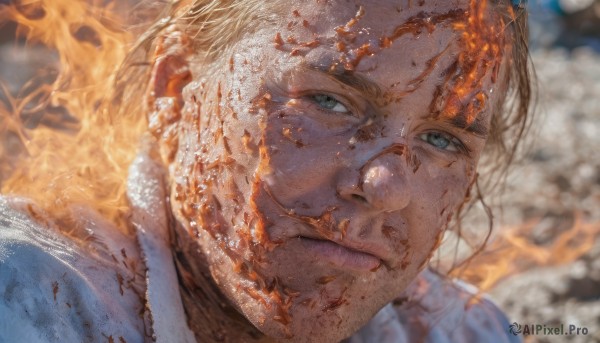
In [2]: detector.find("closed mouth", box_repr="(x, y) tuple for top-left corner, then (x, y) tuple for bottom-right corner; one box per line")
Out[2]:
(298, 236), (382, 272)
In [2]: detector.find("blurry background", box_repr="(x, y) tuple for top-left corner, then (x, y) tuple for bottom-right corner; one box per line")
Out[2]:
(0, 1), (599, 342)
(490, 44), (600, 341)
(488, 1), (600, 342)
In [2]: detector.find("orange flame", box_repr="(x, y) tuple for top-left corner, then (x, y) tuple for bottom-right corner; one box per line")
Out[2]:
(0, 0), (145, 230)
(2, 0), (597, 300)
(452, 215), (600, 292)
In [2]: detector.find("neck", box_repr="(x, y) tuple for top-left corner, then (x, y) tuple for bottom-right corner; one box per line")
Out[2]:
(171, 224), (272, 343)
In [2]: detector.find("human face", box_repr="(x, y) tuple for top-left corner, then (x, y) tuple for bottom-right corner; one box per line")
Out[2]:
(169, 0), (509, 341)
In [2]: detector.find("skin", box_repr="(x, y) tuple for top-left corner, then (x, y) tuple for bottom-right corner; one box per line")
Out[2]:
(152, 0), (511, 342)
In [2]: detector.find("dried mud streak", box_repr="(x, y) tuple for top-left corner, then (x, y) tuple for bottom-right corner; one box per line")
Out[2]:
(334, 4), (505, 129)
(429, 0), (507, 125)
(262, 181), (340, 241)
(335, 8), (467, 71)
(52, 281), (59, 301)
(173, 85), (298, 336)
(322, 287), (349, 312)
(232, 95), (300, 335)
(383, 9), (467, 45)
(317, 275), (338, 285)
(388, 44), (452, 103)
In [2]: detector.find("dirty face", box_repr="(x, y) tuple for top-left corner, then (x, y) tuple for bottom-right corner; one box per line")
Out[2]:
(168, 0), (510, 341)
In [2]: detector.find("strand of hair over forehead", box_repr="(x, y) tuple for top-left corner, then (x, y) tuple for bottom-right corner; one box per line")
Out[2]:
(164, 0), (280, 61)
(120, 0), (263, 61)
(113, 0), (269, 113)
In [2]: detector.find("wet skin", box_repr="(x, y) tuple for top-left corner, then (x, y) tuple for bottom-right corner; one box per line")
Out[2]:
(162, 0), (510, 341)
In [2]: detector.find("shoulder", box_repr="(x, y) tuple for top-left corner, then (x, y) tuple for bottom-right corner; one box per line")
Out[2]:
(397, 269), (522, 343)
(347, 269), (522, 343)
(0, 197), (148, 343)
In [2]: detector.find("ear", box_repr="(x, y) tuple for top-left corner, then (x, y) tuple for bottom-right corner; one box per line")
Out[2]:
(145, 27), (192, 164)
(147, 27), (192, 104)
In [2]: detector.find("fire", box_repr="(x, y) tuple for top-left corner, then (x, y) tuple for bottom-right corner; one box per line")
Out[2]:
(1, 0), (597, 299)
(0, 0), (145, 231)
(451, 215), (600, 292)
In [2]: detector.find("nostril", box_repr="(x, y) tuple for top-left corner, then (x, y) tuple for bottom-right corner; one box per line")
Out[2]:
(351, 194), (368, 203)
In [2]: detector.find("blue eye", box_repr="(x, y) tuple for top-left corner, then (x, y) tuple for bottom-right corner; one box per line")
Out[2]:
(419, 132), (460, 152)
(312, 94), (350, 114)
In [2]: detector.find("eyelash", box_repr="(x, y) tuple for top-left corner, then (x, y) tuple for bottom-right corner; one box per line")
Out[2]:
(419, 131), (468, 154)
(307, 93), (354, 116)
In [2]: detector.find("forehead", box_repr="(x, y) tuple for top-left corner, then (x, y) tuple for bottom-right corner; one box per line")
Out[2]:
(311, 1), (466, 20)
(278, 0), (505, 67)
(254, 0), (508, 121)
(288, 0), (478, 36)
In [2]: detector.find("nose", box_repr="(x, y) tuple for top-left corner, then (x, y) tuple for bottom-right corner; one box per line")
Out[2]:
(361, 155), (411, 211)
(337, 149), (411, 212)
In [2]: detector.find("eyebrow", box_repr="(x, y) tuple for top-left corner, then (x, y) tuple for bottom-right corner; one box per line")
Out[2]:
(302, 63), (383, 100)
(443, 114), (489, 138)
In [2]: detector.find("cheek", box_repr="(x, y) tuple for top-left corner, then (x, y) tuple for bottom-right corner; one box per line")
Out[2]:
(260, 110), (353, 212)
(405, 157), (474, 255)
(416, 148), (474, 209)
(168, 79), (255, 243)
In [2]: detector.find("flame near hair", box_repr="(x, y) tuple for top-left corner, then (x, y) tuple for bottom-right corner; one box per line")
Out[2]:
(0, 0), (543, 292)
(0, 0), (144, 231)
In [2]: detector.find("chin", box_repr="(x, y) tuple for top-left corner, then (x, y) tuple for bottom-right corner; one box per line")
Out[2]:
(234, 277), (392, 343)
(253, 308), (371, 343)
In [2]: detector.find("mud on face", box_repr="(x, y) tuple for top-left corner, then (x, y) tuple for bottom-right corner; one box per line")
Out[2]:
(157, 0), (514, 341)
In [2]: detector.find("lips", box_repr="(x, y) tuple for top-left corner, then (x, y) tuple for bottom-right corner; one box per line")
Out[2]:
(298, 236), (382, 271)
(259, 183), (396, 270)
